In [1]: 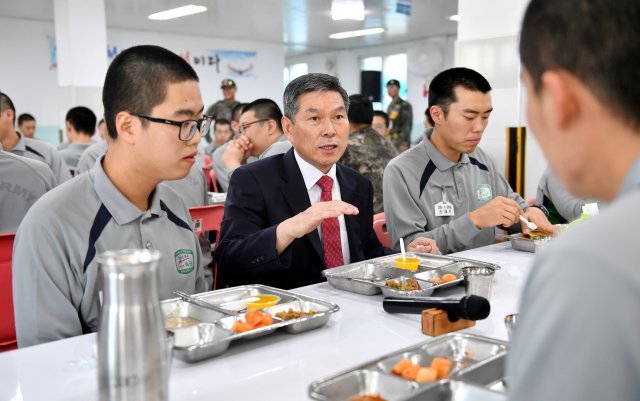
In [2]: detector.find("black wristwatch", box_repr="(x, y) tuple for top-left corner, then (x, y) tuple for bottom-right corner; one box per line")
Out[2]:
(527, 204), (550, 218)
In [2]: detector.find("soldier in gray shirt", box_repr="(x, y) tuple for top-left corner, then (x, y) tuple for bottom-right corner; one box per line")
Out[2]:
(0, 144), (56, 233)
(0, 92), (71, 185)
(214, 99), (291, 192)
(383, 68), (555, 254)
(76, 139), (109, 174)
(508, 2), (640, 400)
(59, 106), (96, 174)
(12, 45), (211, 347)
(536, 167), (602, 224)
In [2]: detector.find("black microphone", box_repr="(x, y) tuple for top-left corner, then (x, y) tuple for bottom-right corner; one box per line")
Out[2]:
(382, 295), (490, 322)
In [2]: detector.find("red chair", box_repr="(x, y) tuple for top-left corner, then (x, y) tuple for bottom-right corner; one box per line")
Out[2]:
(209, 169), (219, 193)
(373, 212), (391, 248)
(202, 167), (214, 192)
(189, 205), (225, 289)
(0, 233), (17, 351)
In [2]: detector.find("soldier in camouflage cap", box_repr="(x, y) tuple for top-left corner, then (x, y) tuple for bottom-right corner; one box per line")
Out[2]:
(386, 79), (413, 152)
(340, 94), (398, 213)
(205, 78), (241, 122)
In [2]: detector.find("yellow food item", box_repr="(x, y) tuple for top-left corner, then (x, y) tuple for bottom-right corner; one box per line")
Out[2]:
(415, 367), (438, 383)
(442, 274), (457, 283)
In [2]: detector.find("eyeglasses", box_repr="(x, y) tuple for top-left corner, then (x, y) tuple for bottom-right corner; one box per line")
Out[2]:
(238, 119), (269, 135)
(132, 113), (213, 141)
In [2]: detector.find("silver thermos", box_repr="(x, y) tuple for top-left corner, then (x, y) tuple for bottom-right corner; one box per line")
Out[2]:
(96, 249), (169, 401)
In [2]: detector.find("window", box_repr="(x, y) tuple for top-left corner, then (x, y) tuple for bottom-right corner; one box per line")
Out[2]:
(360, 54), (407, 111)
(283, 63), (308, 86)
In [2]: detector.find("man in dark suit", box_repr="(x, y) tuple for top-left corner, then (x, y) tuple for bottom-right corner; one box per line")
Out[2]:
(215, 73), (439, 289)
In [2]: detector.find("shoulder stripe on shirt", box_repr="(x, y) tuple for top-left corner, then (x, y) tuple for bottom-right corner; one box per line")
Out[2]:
(83, 203), (112, 272)
(160, 201), (193, 232)
(25, 145), (45, 159)
(469, 157), (489, 172)
(419, 160), (437, 197)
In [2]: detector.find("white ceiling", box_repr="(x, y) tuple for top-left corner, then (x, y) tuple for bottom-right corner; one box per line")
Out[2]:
(0, 0), (458, 57)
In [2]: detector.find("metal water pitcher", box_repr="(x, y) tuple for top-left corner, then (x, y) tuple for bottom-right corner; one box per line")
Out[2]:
(96, 249), (169, 401)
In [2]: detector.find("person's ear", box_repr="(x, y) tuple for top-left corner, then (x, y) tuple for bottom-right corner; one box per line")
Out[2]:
(430, 105), (444, 125)
(114, 111), (138, 145)
(281, 116), (295, 145)
(541, 70), (579, 130)
(266, 119), (276, 135)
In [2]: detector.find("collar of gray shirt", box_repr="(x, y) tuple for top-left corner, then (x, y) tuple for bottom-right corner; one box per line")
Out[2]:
(12, 130), (27, 152)
(90, 156), (163, 225)
(618, 156), (640, 198)
(422, 127), (471, 171)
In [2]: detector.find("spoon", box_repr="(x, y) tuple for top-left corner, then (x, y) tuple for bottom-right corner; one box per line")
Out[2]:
(399, 237), (407, 260)
(519, 215), (538, 231)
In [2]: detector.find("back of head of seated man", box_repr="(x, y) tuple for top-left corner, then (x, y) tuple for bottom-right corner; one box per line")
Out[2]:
(12, 45), (210, 347)
(17, 113), (36, 138)
(215, 73), (438, 289)
(59, 106), (96, 172)
(0, 92), (71, 184)
(383, 67), (555, 254)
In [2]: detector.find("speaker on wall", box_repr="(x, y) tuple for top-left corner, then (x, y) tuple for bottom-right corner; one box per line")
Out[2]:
(361, 70), (382, 102)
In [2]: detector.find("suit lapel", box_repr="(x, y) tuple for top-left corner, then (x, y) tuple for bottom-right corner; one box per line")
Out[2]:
(280, 150), (324, 260)
(336, 165), (363, 261)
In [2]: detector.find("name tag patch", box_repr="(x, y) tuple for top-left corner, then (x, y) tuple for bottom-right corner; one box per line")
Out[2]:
(476, 184), (492, 202)
(174, 249), (194, 274)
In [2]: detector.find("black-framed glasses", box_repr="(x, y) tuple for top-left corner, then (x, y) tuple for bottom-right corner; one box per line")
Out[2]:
(238, 119), (269, 135)
(132, 113), (213, 141)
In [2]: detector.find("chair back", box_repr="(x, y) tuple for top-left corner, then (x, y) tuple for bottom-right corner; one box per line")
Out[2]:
(189, 205), (225, 289)
(209, 169), (219, 193)
(372, 212), (391, 248)
(0, 233), (17, 351)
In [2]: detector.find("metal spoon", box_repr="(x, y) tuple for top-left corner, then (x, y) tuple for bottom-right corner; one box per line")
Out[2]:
(519, 215), (538, 231)
(173, 291), (238, 316)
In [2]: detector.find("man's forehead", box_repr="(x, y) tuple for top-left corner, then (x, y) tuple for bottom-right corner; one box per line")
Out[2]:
(239, 110), (256, 123)
(297, 90), (345, 112)
(451, 86), (492, 109)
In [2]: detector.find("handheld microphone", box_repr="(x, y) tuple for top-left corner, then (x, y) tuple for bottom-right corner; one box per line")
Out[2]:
(382, 295), (490, 322)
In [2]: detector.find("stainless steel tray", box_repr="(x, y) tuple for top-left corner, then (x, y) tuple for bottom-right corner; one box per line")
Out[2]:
(322, 253), (498, 296)
(309, 333), (508, 401)
(379, 276), (438, 298)
(507, 233), (553, 253)
(163, 284), (339, 362)
(398, 380), (506, 401)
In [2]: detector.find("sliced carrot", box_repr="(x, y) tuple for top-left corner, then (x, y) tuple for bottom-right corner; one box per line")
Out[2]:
(260, 313), (273, 326)
(400, 364), (420, 381)
(245, 311), (263, 327)
(231, 320), (252, 333)
(430, 357), (453, 379)
(391, 358), (412, 376)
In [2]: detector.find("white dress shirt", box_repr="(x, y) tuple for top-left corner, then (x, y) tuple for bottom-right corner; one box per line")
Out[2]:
(294, 150), (351, 265)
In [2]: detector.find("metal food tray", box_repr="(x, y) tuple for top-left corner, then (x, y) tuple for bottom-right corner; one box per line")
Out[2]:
(322, 253), (499, 296)
(507, 233), (553, 253)
(162, 284), (339, 362)
(397, 380), (506, 401)
(308, 333), (508, 401)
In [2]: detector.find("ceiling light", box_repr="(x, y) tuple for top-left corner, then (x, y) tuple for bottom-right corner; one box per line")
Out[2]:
(331, 0), (365, 21)
(448, 14), (460, 22)
(329, 27), (384, 40)
(148, 5), (207, 21)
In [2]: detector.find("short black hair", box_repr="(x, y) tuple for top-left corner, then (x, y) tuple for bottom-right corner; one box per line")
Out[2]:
(98, 118), (105, 126)
(102, 45), (199, 140)
(242, 98), (283, 132)
(427, 67), (492, 126)
(214, 118), (231, 130)
(231, 103), (246, 123)
(347, 94), (374, 125)
(18, 113), (35, 126)
(66, 106), (97, 135)
(521, 0), (640, 130)
(0, 91), (16, 125)
(373, 111), (390, 128)
(283, 73), (349, 121)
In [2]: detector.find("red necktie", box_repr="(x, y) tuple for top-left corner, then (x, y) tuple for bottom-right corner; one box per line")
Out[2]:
(317, 175), (344, 268)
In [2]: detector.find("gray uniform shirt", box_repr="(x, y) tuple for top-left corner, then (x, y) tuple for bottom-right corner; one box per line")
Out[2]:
(508, 157), (640, 401)
(536, 167), (595, 223)
(59, 143), (91, 173)
(383, 129), (526, 253)
(0, 145), (57, 233)
(212, 135), (291, 192)
(9, 130), (71, 185)
(76, 140), (109, 174)
(13, 157), (208, 347)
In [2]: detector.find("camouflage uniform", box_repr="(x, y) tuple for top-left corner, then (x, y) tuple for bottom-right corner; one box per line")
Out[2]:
(340, 127), (399, 214)
(206, 100), (240, 122)
(387, 98), (413, 151)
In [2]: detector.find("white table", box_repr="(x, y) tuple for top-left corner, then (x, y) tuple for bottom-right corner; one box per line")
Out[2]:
(0, 242), (535, 401)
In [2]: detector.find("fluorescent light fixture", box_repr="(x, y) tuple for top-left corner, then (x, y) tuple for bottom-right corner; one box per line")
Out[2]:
(148, 5), (207, 21)
(448, 14), (460, 22)
(329, 27), (384, 40)
(331, 0), (365, 21)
